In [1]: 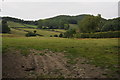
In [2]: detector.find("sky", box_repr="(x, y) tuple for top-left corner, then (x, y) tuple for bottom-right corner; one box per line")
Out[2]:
(0, 0), (119, 20)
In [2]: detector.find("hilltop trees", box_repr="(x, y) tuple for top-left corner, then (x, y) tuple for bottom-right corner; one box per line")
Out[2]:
(64, 24), (70, 30)
(2, 20), (10, 33)
(101, 17), (120, 32)
(2, 17), (38, 25)
(78, 14), (101, 33)
(37, 15), (86, 29)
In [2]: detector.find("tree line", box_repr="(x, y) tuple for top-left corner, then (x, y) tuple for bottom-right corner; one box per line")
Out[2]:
(63, 14), (120, 38)
(2, 17), (38, 25)
(38, 15), (87, 29)
(1, 14), (120, 38)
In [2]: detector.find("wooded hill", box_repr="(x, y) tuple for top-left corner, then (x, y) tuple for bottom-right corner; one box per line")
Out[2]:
(2, 14), (120, 34)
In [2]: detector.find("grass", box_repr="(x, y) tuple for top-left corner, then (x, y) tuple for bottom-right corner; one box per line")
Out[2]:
(19, 28), (60, 37)
(49, 29), (66, 33)
(21, 49), (30, 56)
(2, 37), (119, 76)
(8, 21), (25, 28)
(23, 24), (37, 28)
(10, 28), (27, 36)
(7, 21), (37, 28)
(37, 53), (45, 56)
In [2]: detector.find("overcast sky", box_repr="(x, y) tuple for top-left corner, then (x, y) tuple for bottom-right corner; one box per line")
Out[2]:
(0, 0), (119, 20)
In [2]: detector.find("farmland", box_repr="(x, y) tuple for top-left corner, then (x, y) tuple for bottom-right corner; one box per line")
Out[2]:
(2, 37), (119, 78)
(2, 15), (120, 78)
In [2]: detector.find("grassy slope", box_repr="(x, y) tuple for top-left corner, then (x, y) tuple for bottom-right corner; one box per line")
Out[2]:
(23, 24), (37, 28)
(10, 28), (27, 36)
(7, 21), (25, 28)
(2, 37), (119, 75)
(1, 28), (27, 37)
(7, 21), (37, 28)
(7, 21), (66, 37)
(19, 28), (61, 37)
(50, 29), (66, 33)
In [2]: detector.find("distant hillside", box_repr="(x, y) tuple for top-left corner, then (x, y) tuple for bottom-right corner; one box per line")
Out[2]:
(38, 14), (89, 29)
(2, 14), (90, 29)
(7, 21), (37, 28)
(2, 14), (111, 30)
(2, 17), (38, 25)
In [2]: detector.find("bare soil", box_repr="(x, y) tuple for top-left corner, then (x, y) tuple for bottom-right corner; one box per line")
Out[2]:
(2, 48), (108, 78)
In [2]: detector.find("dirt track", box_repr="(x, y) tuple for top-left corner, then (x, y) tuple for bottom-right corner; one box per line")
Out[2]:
(3, 48), (107, 78)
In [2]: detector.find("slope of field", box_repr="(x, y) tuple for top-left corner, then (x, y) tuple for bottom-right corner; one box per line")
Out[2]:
(10, 28), (27, 36)
(7, 21), (37, 28)
(7, 21), (25, 28)
(2, 37), (119, 78)
(19, 28), (61, 37)
(23, 24), (37, 28)
(49, 29), (66, 33)
(1, 28), (27, 37)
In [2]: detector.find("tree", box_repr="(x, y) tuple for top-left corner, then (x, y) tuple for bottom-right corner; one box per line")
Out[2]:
(59, 33), (63, 37)
(2, 20), (10, 33)
(64, 24), (69, 30)
(78, 15), (101, 33)
(63, 29), (76, 38)
(33, 30), (37, 34)
(101, 17), (120, 32)
(54, 34), (58, 37)
(25, 32), (36, 37)
(38, 20), (43, 29)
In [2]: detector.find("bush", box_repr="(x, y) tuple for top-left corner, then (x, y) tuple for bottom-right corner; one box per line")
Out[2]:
(2, 20), (10, 33)
(59, 33), (63, 37)
(25, 32), (37, 37)
(50, 35), (52, 37)
(74, 31), (120, 38)
(54, 34), (58, 37)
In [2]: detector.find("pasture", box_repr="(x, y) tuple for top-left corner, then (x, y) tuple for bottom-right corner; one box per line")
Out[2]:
(2, 37), (119, 77)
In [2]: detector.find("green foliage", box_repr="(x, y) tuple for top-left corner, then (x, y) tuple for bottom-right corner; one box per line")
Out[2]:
(74, 31), (120, 38)
(33, 30), (37, 33)
(59, 33), (63, 37)
(54, 34), (58, 37)
(2, 17), (38, 25)
(63, 29), (76, 38)
(78, 15), (101, 33)
(21, 49), (30, 56)
(25, 32), (37, 37)
(38, 15), (86, 29)
(101, 17), (120, 32)
(64, 24), (69, 30)
(2, 20), (10, 33)
(50, 35), (52, 37)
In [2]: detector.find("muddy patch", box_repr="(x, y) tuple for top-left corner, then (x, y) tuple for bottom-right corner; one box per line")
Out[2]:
(3, 48), (108, 78)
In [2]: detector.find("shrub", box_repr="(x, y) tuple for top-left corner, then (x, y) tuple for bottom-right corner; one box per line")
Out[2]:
(25, 32), (37, 37)
(59, 33), (63, 37)
(2, 20), (10, 33)
(74, 31), (120, 38)
(54, 34), (58, 37)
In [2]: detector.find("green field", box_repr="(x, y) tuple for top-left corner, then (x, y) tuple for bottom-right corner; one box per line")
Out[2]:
(8, 21), (26, 28)
(2, 17), (119, 78)
(18, 28), (61, 37)
(2, 37), (119, 76)
(7, 21), (37, 28)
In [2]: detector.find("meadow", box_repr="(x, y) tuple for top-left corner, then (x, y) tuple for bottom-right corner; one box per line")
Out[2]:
(2, 16), (120, 78)
(2, 37), (119, 77)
